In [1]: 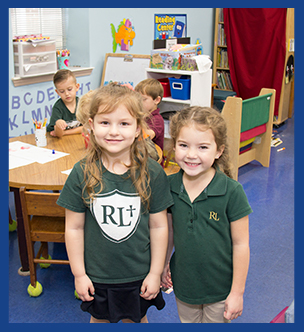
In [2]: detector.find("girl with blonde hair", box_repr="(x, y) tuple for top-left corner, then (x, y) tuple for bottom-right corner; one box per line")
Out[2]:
(58, 83), (173, 323)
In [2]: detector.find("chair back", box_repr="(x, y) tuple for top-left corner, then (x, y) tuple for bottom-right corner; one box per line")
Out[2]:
(241, 93), (272, 133)
(20, 187), (65, 218)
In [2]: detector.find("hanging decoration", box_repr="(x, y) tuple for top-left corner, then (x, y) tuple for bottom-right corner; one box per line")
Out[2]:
(110, 19), (136, 53)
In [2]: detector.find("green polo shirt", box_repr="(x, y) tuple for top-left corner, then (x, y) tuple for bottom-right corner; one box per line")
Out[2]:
(57, 157), (173, 284)
(168, 169), (252, 305)
(47, 96), (80, 132)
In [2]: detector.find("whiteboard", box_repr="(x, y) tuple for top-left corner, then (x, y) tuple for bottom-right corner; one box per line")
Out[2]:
(101, 53), (150, 88)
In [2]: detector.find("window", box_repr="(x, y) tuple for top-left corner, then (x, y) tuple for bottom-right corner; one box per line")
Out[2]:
(10, 8), (66, 49)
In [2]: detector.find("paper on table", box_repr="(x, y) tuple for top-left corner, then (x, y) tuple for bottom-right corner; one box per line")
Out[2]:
(61, 169), (72, 175)
(9, 154), (35, 170)
(9, 141), (69, 169)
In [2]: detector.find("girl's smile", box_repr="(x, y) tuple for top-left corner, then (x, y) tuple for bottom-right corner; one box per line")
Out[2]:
(184, 162), (201, 167)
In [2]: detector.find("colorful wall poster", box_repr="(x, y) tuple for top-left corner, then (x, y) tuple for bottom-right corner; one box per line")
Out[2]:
(154, 14), (187, 40)
(110, 18), (136, 53)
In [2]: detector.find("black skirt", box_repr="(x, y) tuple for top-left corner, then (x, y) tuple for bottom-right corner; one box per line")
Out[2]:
(80, 279), (165, 323)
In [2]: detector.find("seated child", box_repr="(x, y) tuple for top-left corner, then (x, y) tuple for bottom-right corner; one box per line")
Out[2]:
(47, 69), (82, 137)
(135, 78), (165, 151)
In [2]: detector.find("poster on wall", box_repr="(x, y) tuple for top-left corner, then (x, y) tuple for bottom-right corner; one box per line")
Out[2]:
(154, 14), (187, 40)
(110, 18), (136, 53)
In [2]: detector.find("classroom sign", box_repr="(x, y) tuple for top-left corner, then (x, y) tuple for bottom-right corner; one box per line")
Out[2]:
(154, 14), (187, 40)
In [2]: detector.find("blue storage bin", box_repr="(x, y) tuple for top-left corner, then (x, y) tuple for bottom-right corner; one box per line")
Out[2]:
(169, 76), (191, 100)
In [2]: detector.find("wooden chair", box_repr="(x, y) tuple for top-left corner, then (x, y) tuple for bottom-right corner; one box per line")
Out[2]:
(154, 143), (163, 165)
(20, 187), (69, 297)
(221, 88), (276, 180)
(163, 138), (180, 175)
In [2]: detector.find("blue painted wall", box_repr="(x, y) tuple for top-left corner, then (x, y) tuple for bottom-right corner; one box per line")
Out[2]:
(9, 8), (215, 137)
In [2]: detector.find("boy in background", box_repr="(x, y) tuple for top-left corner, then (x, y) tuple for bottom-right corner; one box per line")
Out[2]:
(135, 78), (164, 150)
(47, 69), (82, 138)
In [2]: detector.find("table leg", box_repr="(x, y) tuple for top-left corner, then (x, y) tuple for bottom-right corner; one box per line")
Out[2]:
(10, 187), (29, 274)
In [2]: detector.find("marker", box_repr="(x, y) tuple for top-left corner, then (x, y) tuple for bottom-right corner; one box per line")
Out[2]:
(277, 147), (285, 152)
(52, 149), (55, 154)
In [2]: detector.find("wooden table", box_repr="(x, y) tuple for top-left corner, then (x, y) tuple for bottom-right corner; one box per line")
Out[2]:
(9, 133), (87, 274)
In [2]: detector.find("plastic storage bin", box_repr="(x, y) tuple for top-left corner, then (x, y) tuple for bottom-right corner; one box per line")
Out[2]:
(158, 78), (171, 97)
(169, 76), (191, 100)
(13, 40), (57, 77)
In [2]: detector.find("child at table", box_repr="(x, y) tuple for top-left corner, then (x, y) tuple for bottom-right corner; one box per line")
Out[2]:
(135, 78), (164, 151)
(161, 106), (252, 323)
(57, 83), (173, 323)
(47, 69), (82, 137)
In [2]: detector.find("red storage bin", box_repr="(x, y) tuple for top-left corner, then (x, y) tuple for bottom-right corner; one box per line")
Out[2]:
(158, 78), (171, 97)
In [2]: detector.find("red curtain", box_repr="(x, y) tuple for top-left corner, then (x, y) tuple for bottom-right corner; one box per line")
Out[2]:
(223, 8), (286, 116)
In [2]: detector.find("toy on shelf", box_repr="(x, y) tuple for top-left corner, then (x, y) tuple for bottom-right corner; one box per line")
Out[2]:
(13, 34), (51, 42)
(150, 44), (201, 71)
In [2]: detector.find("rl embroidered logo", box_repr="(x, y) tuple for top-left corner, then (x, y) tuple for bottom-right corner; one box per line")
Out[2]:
(209, 211), (220, 221)
(90, 189), (141, 243)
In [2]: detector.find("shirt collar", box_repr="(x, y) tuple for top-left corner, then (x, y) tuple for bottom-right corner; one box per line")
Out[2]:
(170, 169), (228, 198)
(150, 108), (160, 116)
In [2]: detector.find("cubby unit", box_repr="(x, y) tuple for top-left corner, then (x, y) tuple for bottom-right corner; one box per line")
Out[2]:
(145, 68), (212, 109)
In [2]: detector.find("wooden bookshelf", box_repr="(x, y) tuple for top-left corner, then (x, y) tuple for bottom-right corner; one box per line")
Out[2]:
(212, 8), (233, 91)
(275, 8), (294, 126)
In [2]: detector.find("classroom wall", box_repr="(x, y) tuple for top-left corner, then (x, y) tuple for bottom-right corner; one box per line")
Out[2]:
(9, 8), (215, 138)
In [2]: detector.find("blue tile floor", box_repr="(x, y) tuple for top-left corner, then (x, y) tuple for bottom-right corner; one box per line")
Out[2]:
(8, 116), (294, 323)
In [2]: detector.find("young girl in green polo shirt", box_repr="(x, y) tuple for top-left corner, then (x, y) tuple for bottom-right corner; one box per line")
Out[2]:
(57, 83), (173, 323)
(161, 106), (252, 323)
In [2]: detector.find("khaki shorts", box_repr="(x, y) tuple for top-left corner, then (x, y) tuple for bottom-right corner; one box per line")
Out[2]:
(175, 296), (230, 323)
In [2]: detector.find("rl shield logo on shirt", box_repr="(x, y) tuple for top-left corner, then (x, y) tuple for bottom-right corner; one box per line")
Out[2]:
(90, 189), (141, 243)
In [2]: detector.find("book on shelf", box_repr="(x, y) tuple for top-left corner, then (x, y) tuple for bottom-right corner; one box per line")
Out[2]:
(217, 24), (227, 46)
(219, 8), (224, 22)
(216, 71), (233, 90)
(217, 48), (229, 68)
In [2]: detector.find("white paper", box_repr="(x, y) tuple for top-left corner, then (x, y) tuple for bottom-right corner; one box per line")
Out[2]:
(61, 169), (72, 175)
(9, 154), (35, 170)
(9, 141), (69, 169)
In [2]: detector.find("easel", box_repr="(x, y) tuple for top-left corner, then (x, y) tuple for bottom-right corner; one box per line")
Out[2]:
(101, 53), (150, 87)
